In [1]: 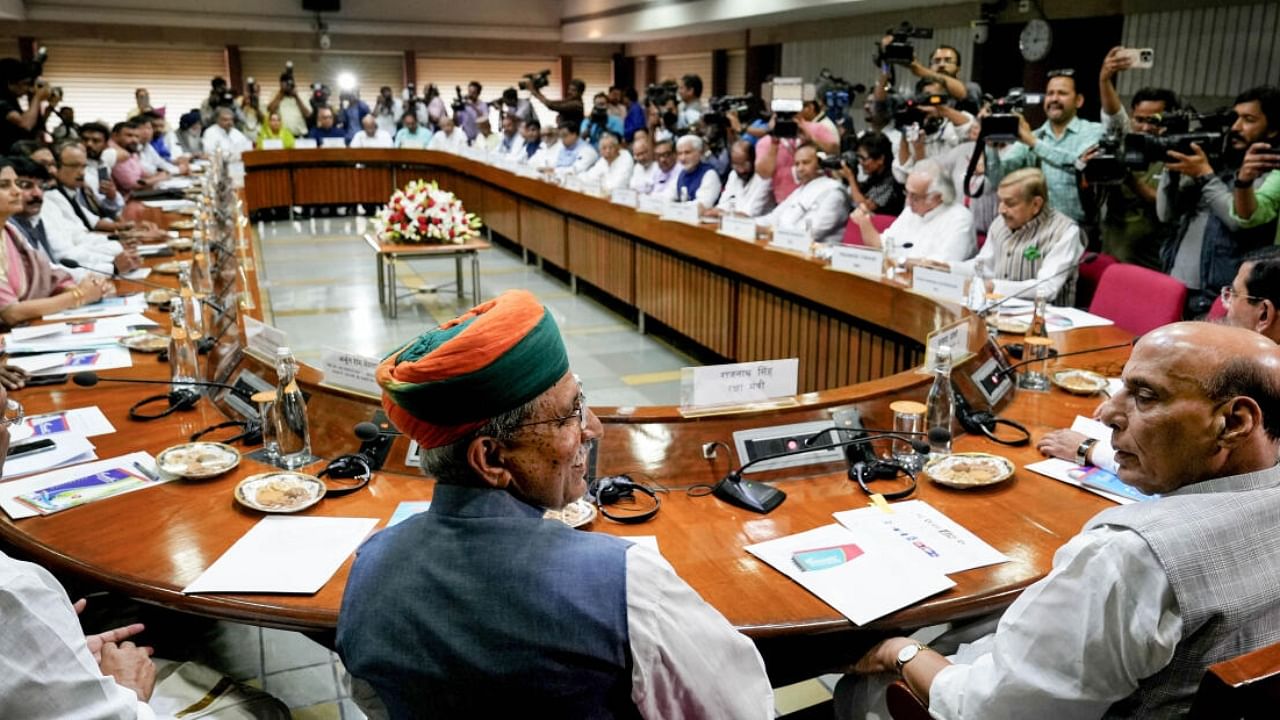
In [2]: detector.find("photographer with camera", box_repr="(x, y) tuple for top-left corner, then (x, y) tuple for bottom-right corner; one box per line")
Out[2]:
(267, 68), (312, 136)
(1092, 46), (1180, 268)
(1231, 145), (1280, 246)
(852, 159), (974, 262)
(581, 93), (624, 149)
(0, 59), (49, 154)
(372, 86), (403, 138)
(755, 143), (850, 244)
(526, 74), (586, 127)
(905, 45), (982, 115)
(756, 116), (839, 206)
(836, 131), (904, 216)
(237, 77), (264, 136)
(454, 82), (488, 143)
(985, 69), (1105, 226)
(706, 140), (773, 219)
(677, 74), (704, 130)
(200, 77), (243, 130)
(496, 88), (536, 129)
(891, 80), (975, 183)
(1158, 86), (1280, 315)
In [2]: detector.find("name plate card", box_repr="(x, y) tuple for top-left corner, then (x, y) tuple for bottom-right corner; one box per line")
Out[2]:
(637, 195), (666, 215)
(718, 215), (757, 242)
(260, 139), (284, 151)
(294, 138), (317, 149)
(912, 267), (967, 302)
(319, 348), (381, 397)
(320, 137), (347, 149)
(244, 316), (288, 358)
(610, 188), (639, 208)
(681, 358), (800, 409)
(922, 317), (975, 373)
(770, 227), (812, 255)
(662, 201), (701, 225)
(830, 246), (884, 278)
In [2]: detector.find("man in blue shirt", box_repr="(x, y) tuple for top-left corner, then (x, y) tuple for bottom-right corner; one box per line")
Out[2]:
(581, 93), (624, 149)
(337, 93), (371, 143)
(985, 70), (1104, 225)
(307, 106), (347, 144)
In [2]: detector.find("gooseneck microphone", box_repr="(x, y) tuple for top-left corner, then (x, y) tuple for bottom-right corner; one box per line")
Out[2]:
(713, 431), (932, 514)
(73, 370), (255, 419)
(59, 258), (226, 314)
(978, 252), (1099, 316)
(993, 339), (1135, 381)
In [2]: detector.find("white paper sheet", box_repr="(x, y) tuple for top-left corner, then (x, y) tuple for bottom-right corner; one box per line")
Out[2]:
(43, 293), (148, 321)
(16, 406), (116, 439)
(120, 267), (153, 281)
(995, 305), (1115, 331)
(4, 314), (157, 354)
(0, 451), (160, 520)
(832, 500), (1010, 576)
(745, 524), (954, 625)
(183, 516), (379, 594)
(141, 199), (197, 212)
(9, 345), (134, 376)
(1, 432), (97, 481)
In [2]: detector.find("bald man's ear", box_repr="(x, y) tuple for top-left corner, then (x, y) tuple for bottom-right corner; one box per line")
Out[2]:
(1217, 396), (1262, 448)
(467, 436), (512, 490)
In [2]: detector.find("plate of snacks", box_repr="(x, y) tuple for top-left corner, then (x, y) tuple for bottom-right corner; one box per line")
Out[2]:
(992, 315), (1031, 334)
(145, 288), (175, 305)
(925, 452), (1015, 489)
(543, 497), (596, 528)
(157, 441), (241, 479)
(154, 260), (189, 275)
(169, 219), (195, 230)
(167, 237), (193, 252)
(120, 331), (169, 352)
(235, 472), (326, 513)
(1051, 369), (1108, 395)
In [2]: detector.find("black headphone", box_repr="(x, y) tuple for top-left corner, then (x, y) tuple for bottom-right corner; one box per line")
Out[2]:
(316, 453), (373, 497)
(953, 388), (1031, 446)
(588, 475), (660, 524)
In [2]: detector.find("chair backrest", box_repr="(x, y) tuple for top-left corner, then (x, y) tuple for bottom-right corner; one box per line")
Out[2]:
(1189, 640), (1280, 718)
(1075, 252), (1118, 309)
(1207, 293), (1228, 320)
(1088, 263), (1186, 335)
(841, 214), (897, 245)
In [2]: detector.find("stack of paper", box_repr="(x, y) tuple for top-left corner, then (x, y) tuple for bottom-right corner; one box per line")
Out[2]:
(0, 452), (159, 519)
(141, 199), (196, 212)
(994, 304), (1115, 331)
(744, 500), (1009, 625)
(7, 345), (134, 377)
(42, 293), (148, 322)
(4, 314), (157, 354)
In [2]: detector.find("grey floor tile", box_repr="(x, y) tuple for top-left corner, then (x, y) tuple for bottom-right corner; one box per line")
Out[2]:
(263, 663), (340, 708)
(188, 621), (262, 682)
(262, 628), (333, 673)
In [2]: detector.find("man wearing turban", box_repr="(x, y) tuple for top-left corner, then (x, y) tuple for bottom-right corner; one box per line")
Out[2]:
(337, 290), (774, 718)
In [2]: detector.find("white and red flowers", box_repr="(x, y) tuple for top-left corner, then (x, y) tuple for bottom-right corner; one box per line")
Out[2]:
(373, 180), (482, 244)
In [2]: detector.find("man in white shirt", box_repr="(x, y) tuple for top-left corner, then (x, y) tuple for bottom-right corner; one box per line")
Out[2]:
(852, 160), (975, 263)
(843, 322), (1280, 720)
(513, 120), (546, 165)
(579, 132), (634, 193)
(48, 142), (138, 235)
(707, 140), (773, 218)
(474, 117), (501, 153)
(77, 123), (124, 220)
(201, 108), (253, 159)
(371, 86), (403, 138)
(428, 114), (468, 154)
(891, 81), (975, 183)
(628, 135), (656, 193)
(756, 144), (851, 244)
(349, 113), (394, 149)
(135, 112), (186, 177)
(647, 138), (679, 199)
(495, 113), (522, 158)
(664, 135), (721, 209)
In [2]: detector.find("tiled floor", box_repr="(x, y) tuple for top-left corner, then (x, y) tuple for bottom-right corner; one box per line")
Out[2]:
(183, 218), (830, 717)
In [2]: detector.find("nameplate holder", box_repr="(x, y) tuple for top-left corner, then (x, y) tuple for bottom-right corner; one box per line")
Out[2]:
(637, 195), (665, 215)
(244, 316), (289, 359)
(294, 139), (317, 149)
(679, 358), (800, 416)
(912, 267), (967, 303)
(611, 188), (639, 208)
(320, 137), (347, 149)
(319, 348), (381, 398)
(920, 317), (977, 374)
(261, 139), (284, 151)
(662, 201), (700, 225)
(830, 246), (884, 278)
(770, 227), (812, 256)
(718, 215), (757, 242)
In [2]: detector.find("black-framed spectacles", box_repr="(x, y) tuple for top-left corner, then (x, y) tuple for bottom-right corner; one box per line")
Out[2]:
(515, 383), (588, 432)
(1221, 285), (1264, 305)
(1047, 68), (1076, 79)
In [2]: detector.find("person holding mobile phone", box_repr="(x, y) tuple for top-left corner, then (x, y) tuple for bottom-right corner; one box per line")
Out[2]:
(1230, 141), (1280, 246)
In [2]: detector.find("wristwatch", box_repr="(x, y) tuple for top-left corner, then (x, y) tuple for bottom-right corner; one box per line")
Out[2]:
(896, 642), (929, 674)
(1076, 437), (1099, 465)
(1235, 175), (1255, 189)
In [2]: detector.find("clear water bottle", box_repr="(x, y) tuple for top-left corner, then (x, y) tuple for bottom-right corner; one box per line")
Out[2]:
(273, 347), (313, 469)
(967, 259), (989, 311)
(177, 264), (205, 341)
(882, 232), (896, 280)
(167, 297), (200, 392)
(1024, 286), (1051, 342)
(926, 345), (954, 458)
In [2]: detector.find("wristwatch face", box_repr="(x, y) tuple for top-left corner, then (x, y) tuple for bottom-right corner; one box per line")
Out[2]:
(897, 643), (922, 668)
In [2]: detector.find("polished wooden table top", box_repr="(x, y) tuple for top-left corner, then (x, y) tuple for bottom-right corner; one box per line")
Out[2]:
(0, 190), (1132, 670)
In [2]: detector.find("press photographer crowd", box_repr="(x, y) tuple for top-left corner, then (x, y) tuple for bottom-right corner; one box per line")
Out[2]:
(3, 32), (1279, 318)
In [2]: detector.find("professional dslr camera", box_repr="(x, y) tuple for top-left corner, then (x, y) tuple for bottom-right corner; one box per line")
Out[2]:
(1120, 107), (1235, 168)
(761, 77), (814, 139)
(893, 90), (949, 131)
(979, 89), (1045, 142)
(310, 82), (331, 110)
(519, 69), (551, 92)
(451, 85), (467, 113)
(875, 22), (934, 67)
(704, 94), (759, 125)
(645, 80), (679, 109)
(815, 69), (865, 125)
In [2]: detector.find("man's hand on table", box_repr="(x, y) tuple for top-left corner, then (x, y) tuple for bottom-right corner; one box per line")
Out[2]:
(0, 364), (28, 390)
(1037, 429), (1090, 463)
(113, 250), (142, 274)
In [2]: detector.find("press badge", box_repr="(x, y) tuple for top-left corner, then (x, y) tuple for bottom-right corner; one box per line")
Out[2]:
(792, 543), (865, 572)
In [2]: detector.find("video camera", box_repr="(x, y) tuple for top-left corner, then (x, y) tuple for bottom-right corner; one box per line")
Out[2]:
(451, 85), (467, 113)
(281, 61), (297, 94)
(519, 69), (551, 92)
(704, 94), (761, 127)
(816, 69), (865, 125)
(893, 91), (949, 131)
(310, 82), (331, 110)
(761, 77), (815, 139)
(875, 22), (933, 67)
(818, 149), (860, 171)
(979, 89), (1045, 142)
(645, 80), (679, 109)
(1083, 108), (1237, 185)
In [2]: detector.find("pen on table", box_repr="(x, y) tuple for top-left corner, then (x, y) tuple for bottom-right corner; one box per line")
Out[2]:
(133, 461), (160, 482)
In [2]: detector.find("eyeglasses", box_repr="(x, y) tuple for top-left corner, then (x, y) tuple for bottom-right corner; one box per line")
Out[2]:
(1047, 68), (1076, 79)
(1221, 285), (1264, 305)
(516, 384), (588, 432)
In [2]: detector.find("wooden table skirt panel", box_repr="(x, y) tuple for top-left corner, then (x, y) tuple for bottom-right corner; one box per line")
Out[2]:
(291, 166), (395, 206)
(482, 185), (520, 240)
(736, 282), (920, 393)
(567, 219), (636, 305)
(519, 202), (568, 267)
(634, 243), (736, 358)
(242, 167), (293, 211)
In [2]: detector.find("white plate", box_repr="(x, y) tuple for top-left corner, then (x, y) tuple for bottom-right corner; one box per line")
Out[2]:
(235, 472), (326, 513)
(925, 452), (1015, 489)
(157, 441), (241, 479)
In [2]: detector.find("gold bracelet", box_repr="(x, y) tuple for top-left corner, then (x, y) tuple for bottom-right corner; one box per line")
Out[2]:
(70, 287), (83, 306)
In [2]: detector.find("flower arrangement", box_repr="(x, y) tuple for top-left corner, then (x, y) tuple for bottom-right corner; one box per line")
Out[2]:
(373, 180), (482, 244)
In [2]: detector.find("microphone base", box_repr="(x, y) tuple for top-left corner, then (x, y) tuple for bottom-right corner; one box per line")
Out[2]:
(712, 477), (786, 514)
(244, 448), (323, 470)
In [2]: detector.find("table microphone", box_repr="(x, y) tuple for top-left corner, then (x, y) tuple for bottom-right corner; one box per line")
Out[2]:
(59, 258), (226, 314)
(979, 252), (1099, 316)
(73, 370), (253, 402)
(714, 431), (931, 514)
(993, 339), (1135, 381)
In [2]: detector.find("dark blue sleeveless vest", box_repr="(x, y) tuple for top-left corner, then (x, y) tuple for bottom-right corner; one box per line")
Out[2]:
(337, 484), (639, 719)
(676, 162), (715, 202)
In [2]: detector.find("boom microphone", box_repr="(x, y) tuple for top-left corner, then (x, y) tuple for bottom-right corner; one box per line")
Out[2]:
(993, 340), (1135, 381)
(979, 252), (1099, 315)
(60, 258), (226, 314)
(73, 371), (253, 401)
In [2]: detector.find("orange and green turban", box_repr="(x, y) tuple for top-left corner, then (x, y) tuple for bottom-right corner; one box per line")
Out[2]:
(376, 290), (569, 449)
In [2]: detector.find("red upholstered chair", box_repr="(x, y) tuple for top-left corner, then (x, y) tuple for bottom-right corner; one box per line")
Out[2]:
(1207, 294), (1228, 320)
(841, 213), (897, 245)
(1074, 252), (1117, 309)
(1088, 263), (1187, 335)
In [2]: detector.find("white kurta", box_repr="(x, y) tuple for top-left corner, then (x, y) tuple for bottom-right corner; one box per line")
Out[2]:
(716, 171), (774, 217)
(757, 176), (851, 244)
(35, 202), (122, 275)
(201, 126), (254, 158)
(349, 129), (394, 149)
(663, 166), (722, 208)
(881, 202), (976, 263)
(427, 128), (468, 154)
(629, 162), (657, 193)
(580, 151), (636, 193)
